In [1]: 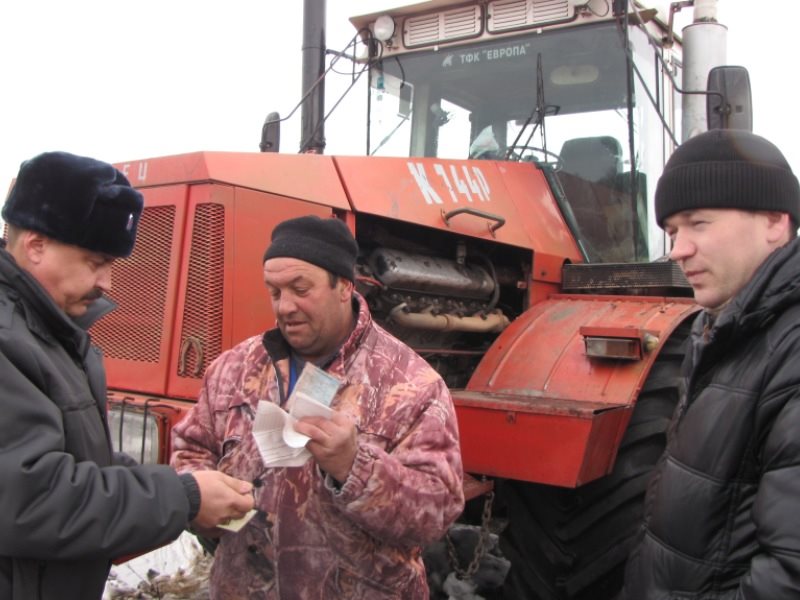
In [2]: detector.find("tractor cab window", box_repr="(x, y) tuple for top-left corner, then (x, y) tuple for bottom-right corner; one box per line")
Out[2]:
(368, 21), (663, 263)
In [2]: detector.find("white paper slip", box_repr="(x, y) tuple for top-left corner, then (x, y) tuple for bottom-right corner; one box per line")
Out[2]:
(252, 402), (312, 467)
(251, 363), (342, 467)
(282, 397), (334, 448)
(217, 509), (258, 533)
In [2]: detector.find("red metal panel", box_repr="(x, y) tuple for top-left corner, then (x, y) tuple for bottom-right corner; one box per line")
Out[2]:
(454, 295), (699, 487)
(499, 161), (583, 262)
(335, 156), (554, 251)
(167, 185), (232, 400)
(454, 391), (630, 487)
(469, 295), (697, 405)
(92, 185), (189, 396)
(115, 152), (351, 211)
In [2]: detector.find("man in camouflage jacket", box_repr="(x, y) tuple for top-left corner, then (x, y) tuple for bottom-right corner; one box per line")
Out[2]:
(172, 215), (465, 599)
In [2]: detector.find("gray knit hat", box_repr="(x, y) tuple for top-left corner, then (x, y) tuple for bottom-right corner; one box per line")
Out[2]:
(263, 215), (358, 282)
(655, 129), (800, 227)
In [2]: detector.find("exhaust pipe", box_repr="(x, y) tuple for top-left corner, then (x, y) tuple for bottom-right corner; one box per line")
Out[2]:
(300, 0), (326, 153)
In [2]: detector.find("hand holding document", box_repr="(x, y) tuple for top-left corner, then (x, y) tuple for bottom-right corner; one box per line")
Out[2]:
(252, 363), (341, 468)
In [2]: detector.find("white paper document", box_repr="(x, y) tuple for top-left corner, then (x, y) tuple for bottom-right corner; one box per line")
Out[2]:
(252, 363), (341, 468)
(217, 509), (258, 533)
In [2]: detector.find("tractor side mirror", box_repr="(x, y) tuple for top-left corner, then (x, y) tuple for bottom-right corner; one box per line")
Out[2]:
(706, 66), (753, 131)
(260, 111), (281, 153)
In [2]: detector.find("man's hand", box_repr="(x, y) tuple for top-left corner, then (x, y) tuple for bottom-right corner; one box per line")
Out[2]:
(294, 411), (357, 484)
(190, 470), (254, 530)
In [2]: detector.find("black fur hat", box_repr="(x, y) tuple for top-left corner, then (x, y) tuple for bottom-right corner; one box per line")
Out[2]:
(2, 151), (144, 257)
(656, 129), (800, 227)
(263, 215), (358, 282)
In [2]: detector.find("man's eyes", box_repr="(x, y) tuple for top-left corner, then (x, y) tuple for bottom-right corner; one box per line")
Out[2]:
(88, 258), (110, 269)
(268, 287), (310, 299)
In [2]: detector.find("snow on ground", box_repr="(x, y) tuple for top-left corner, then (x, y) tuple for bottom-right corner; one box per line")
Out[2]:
(104, 532), (211, 600)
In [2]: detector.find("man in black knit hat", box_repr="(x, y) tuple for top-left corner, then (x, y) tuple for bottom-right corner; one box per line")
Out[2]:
(0, 151), (254, 600)
(620, 129), (800, 599)
(171, 214), (465, 598)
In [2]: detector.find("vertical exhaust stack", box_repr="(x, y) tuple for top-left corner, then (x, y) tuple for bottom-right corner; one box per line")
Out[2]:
(681, 0), (727, 141)
(300, 0), (326, 154)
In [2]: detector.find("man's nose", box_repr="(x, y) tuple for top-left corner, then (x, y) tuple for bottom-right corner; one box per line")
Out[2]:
(97, 265), (113, 292)
(668, 232), (694, 262)
(277, 294), (296, 315)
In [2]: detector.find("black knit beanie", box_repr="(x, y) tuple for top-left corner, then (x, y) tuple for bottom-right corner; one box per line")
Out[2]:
(263, 215), (358, 282)
(2, 151), (143, 257)
(655, 129), (800, 227)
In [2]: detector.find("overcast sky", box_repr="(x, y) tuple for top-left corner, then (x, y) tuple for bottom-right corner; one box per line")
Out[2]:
(0, 1), (793, 200)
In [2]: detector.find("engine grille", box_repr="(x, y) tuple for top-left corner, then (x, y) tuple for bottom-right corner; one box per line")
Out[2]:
(179, 203), (224, 378)
(91, 205), (175, 362)
(561, 261), (692, 295)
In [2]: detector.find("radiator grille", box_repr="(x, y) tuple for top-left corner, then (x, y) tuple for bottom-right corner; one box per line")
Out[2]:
(562, 261), (692, 295)
(179, 203), (225, 379)
(91, 205), (175, 362)
(488, 0), (572, 32)
(404, 5), (482, 47)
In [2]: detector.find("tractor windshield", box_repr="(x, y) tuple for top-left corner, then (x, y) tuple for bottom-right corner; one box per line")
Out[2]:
(368, 21), (673, 262)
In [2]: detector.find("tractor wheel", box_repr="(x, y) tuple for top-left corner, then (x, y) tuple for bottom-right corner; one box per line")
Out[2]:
(498, 319), (692, 600)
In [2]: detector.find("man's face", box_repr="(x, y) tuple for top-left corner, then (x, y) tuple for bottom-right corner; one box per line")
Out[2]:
(664, 208), (781, 309)
(32, 237), (114, 318)
(263, 257), (353, 362)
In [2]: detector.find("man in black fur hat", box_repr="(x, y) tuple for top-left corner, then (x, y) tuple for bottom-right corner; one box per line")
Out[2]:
(0, 151), (255, 600)
(620, 130), (800, 599)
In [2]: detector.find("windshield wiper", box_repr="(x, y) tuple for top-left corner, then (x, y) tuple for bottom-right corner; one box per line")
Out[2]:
(505, 53), (559, 159)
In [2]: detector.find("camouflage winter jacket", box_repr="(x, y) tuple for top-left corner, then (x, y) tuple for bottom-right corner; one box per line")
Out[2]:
(171, 293), (465, 599)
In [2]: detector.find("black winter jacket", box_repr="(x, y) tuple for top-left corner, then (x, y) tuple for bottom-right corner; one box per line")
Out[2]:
(0, 244), (191, 600)
(621, 237), (800, 599)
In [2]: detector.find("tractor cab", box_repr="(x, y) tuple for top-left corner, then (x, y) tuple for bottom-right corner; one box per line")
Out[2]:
(357, 2), (681, 263)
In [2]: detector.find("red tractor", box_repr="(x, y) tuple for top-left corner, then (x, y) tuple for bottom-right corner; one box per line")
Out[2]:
(94, 1), (751, 597)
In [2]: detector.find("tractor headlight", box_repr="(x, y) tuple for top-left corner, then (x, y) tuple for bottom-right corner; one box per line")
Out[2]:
(107, 403), (161, 464)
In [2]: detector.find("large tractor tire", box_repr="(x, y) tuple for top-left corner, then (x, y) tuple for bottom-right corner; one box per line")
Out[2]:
(498, 319), (692, 600)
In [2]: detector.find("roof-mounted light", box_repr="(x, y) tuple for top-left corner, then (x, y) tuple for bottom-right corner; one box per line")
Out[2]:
(373, 15), (396, 42)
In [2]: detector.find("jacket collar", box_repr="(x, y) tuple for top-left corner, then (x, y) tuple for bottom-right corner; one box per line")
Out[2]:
(697, 236), (800, 351)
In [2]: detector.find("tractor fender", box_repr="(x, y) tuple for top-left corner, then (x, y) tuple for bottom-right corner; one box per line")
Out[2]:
(453, 294), (699, 487)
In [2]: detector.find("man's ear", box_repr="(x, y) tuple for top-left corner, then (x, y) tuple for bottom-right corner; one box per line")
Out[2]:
(18, 230), (49, 265)
(339, 278), (355, 303)
(763, 211), (792, 244)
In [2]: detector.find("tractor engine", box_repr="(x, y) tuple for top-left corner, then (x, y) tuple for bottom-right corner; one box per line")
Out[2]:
(353, 218), (526, 388)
